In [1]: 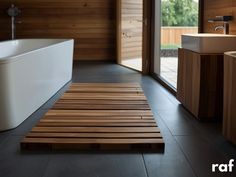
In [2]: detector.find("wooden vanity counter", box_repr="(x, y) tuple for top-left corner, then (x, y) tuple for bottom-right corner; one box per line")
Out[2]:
(177, 48), (224, 120)
(223, 52), (236, 144)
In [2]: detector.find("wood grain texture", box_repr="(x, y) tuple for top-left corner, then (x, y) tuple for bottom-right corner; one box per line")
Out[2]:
(177, 48), (223, 120)
(203, 0), (236, 34)
(21, 83), (164, 152)
(117, 0), (143, 65)
(177, 48), (201, 117)
(121, 0), (143, 60)
(223, 54), (236, 145)
(0, 0), (116, 61)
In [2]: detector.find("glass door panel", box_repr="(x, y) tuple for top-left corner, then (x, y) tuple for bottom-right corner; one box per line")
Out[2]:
(155, 0), (199, 88)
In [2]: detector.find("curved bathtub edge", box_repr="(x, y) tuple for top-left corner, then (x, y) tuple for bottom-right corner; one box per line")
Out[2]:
(0, 39), (74, 131)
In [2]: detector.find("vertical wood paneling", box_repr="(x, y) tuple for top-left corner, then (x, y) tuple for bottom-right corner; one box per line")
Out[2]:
(0, 0), (116, 61)
(223, 53), (236, 145)
(203, 0), (236, 34)
(177, 48), (224, 120)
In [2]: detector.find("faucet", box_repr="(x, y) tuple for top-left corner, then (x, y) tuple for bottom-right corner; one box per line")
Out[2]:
(7, 4), (21, 40)
(208, 16), (233, 35)
(215, 22), (230, 34)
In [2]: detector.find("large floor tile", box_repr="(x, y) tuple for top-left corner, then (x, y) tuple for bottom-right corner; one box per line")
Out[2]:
(175, 135), (236, 177)
(0, 132), (10, 146)
(157, 107), (200, 136)
(0, 136), (49, 177)
(44, 154), (147, 177)
(143, 118), (196, 177)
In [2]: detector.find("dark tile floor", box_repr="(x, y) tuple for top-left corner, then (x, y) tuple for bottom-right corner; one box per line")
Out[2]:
(0, 61), (236, 177)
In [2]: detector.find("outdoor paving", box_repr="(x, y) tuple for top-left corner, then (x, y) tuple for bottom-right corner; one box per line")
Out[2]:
(161, 57), (178, 88)
(121, 57), (178, 88)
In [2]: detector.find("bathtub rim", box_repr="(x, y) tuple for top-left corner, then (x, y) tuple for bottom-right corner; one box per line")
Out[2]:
(0, 38), (74, 65)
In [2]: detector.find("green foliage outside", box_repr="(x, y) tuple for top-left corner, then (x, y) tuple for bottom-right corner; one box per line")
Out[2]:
(161, 44), (180, 49)
(162, 0), (198, 26)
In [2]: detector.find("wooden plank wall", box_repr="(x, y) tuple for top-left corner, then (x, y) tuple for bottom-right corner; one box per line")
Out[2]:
(0, 0), (116, 61)
(161, 27), (198, 46)
(121, 0), (143, 60)
(203, 0), (236, 34)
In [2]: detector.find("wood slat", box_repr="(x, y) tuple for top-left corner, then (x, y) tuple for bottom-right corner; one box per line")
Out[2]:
(52, 104), (150, 110)
(54, 100), (149, 104)
(67, 87), (143, 93)
(36, 122), (157, 127)
(25, 132), (162, 138)
(21, 83), (164, 152)
(42, 115), (154, 120)
(61, 92), (146, 100)
(22, 138), (164, 144)
(21, 138), (164, 151)
(70, 83), (141, 87)
(31, 127), (161, 133)
(39, 119), (156, 123)
(45, 110), (153, 116)
(67, 89), (143, 93)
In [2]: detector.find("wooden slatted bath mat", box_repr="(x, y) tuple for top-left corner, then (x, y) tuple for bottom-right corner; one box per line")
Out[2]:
(21, 83), (164, 152)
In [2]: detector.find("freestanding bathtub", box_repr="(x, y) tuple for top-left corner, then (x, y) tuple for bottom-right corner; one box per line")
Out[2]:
(0, 39), (74, 131)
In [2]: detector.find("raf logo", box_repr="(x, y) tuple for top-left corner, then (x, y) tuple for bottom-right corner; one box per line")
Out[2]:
(212, 159), (234, 173)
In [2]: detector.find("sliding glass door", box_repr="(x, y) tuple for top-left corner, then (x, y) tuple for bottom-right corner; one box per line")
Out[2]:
(154, 0), (199, 89)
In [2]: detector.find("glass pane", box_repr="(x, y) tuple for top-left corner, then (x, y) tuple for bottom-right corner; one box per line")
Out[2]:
(160, 0), (199, 88)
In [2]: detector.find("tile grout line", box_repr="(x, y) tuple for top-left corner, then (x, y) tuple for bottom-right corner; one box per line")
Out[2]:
(178, 108), (233, 156)
(173, 135), (199, 177)
(155, 113), (198, 177)
(143, 80), (179, 107)
(141, 153), (150, 177)
(41, 156), (51, 177)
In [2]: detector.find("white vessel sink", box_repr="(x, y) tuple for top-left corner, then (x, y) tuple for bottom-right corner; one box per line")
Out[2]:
(224, 51), (236, 57)
(181, 33), (236, 54)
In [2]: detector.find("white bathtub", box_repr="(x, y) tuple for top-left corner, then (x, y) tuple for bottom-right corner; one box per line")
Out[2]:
(0, 39), (74, 131)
